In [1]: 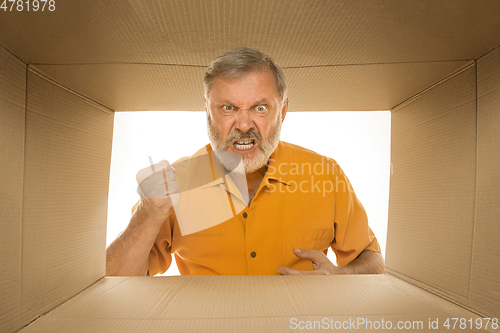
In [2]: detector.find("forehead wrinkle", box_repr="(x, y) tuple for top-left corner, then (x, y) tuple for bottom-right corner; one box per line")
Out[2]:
(253, 98), (270, 105)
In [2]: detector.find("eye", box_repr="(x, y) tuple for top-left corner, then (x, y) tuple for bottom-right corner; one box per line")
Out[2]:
(255, 105), (267, 112)
(222, 105), (234, 112)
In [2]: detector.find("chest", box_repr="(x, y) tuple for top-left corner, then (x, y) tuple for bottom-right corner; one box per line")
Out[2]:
(247, 184), (259, 204)
(171, 187), (335, 274)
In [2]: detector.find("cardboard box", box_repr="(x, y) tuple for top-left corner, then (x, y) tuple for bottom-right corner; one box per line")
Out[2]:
(1, 1), (499, 332)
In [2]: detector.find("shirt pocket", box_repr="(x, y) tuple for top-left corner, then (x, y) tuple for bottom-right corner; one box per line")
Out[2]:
(283, 228), (333, 271)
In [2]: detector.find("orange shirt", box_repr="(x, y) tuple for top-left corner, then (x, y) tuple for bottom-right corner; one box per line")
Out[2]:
(148, 141), (380, 275)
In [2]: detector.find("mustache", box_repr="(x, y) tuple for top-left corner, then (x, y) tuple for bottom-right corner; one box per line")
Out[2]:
(225, 130), (263, 147)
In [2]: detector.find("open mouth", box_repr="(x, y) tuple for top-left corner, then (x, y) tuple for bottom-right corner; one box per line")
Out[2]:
(233, 139), (255, 151)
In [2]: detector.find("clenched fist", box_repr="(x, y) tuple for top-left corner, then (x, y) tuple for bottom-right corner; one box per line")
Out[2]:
(136, 160), (179, 223)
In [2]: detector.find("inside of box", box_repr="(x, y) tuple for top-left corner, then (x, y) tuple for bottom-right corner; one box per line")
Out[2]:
(1, 1), (500, 332)
(16, 275), (492, 332)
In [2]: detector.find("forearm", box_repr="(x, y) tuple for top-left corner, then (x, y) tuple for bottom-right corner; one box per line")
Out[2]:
(106, 201), (166, 276)
(336, 250), (385, 275)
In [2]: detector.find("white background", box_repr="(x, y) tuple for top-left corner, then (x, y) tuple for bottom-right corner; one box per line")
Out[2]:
(107, 111), (391, 276)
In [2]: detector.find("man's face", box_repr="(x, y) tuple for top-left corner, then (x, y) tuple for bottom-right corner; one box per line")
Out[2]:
(205, 69), (288, 173)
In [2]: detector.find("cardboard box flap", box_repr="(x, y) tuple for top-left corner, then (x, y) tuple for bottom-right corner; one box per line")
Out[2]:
(470, 46), (500, 317)
(19, 69), (114, 326)
(31, 60), (473, 112)
(1, 1), (500, 111)
(2, 1), (500, 66)
(0, 43), (26, 333)
(387, 66), (477, 303)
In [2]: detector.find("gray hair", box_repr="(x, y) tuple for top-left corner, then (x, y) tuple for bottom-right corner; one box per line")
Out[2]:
(204, 47), (287, 103)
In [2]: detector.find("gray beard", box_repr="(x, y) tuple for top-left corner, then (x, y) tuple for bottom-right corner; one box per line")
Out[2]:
(206, 113), (282, 174)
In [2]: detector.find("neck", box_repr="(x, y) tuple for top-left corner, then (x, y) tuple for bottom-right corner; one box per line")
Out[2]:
(246, 164), (267, 182)
(245, 164), (268, 204)
(246, 164), (267, 194)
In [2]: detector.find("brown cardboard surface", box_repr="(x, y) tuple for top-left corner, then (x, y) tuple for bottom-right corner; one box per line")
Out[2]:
(19, 70), (114, 326)
(0, 45), (26, 333)
(387, 66), (477, 303)
(20, 275), (490, 332)
(469, 46), (500, 317)
(2, 1), (500, 111)
(2, 1), (499, 66)
(31, 64), (206, 112)
(32, 60), (472, 112)
(285, 61), (472, 112)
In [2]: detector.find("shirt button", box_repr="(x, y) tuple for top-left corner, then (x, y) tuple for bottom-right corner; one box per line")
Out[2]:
(250, 251), (256, 258)
(243, 212), (248, 218)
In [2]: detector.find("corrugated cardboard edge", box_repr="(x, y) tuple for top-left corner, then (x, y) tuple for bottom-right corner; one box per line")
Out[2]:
(469, 45), (500, 318)
(386, 270), (486, 317)
(0, 43), (27, 333)
(27, 65), (113, 113)
(391, 61), (476, 112)
(17, 276), (111, 331)
(392, 41), (500, 112)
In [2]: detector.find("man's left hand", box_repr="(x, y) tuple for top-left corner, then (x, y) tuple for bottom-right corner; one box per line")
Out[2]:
(278, 248), (339, 275)
(278, 248), (385, 275)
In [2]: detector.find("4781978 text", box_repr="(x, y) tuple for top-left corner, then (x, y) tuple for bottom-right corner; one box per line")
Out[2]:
(440, 317), (498, 330)
(1, 0), (55, 11)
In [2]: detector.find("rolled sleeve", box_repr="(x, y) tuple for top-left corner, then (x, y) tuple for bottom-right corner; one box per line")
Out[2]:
(148, 214), (174, 276)
(330, 166), (381, 267)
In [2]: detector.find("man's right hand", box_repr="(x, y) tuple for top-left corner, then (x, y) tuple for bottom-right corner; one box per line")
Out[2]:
(136, 160), (180, 224)
(106, 159), (179, 276)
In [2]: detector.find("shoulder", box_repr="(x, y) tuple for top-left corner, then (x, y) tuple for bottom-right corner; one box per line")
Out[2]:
(171, 144), (213, 182)
(277, 141), (339, 166)
(172, 144), (211, 164)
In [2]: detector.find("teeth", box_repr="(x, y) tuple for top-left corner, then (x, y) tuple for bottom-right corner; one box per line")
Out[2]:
(234, 140), (255, 150)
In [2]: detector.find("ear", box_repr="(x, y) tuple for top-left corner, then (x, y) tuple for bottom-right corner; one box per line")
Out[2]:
(280, 99), (289, 123)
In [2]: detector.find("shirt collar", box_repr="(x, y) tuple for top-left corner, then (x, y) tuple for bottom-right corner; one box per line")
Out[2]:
(203, 144), (250, 204)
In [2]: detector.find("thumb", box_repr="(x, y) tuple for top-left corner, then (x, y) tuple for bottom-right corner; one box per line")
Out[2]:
(293, 248), (326, 262)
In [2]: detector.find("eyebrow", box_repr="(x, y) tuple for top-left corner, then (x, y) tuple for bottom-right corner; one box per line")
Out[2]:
(220, 99), (270, 106)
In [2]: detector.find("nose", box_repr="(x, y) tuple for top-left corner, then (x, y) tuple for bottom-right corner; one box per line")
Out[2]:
(234, 109), (254, 133)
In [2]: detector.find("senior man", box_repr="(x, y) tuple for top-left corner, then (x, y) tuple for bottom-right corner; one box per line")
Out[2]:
(106, 47), (384, 276)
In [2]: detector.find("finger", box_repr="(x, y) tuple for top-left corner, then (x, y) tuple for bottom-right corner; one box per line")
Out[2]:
(278, 266), (323, 275)
(162, 170), (180, 196)
(138, 179), (179, 199)
(147, 180), (179, 198)
(165, 180), (179, 193)
(293, 248), (328, 263)
(155, 160), (171, 169)
(136, 160), (173, 184)
(162, 168), (176, 181)
(138, 162), (177, 195)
